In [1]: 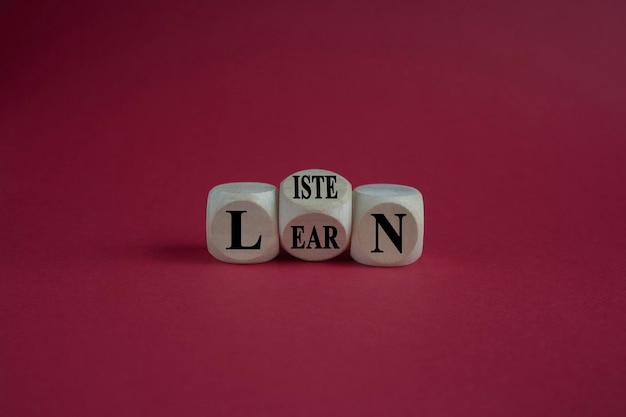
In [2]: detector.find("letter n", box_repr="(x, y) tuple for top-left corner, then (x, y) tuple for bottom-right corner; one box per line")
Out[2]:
(371, 213), (406, 253)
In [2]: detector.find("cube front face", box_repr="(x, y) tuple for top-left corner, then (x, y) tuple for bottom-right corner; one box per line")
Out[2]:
(206, 182), (279, 264)
(281, 213), (348, 261)
(279, 169), (352, 261)
(350, 184), (424, 267)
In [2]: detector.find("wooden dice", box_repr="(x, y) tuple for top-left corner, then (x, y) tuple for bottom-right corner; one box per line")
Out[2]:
(206, 182), (279, 264)
(350, 184), (424, 267)
(206, 172), (424, 266)
(279, 169), (352, 261)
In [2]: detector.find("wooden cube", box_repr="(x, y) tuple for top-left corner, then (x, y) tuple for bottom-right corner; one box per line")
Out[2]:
(206, 182), (279, 264)
(279, 169), (352, 261)
(350, 184), (424, 267)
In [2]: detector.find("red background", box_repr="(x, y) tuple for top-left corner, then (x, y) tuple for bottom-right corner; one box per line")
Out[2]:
(1, 1), (625, 416)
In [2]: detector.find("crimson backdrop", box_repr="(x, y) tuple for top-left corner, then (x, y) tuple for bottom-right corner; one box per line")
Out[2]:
(1, 1), (625, 416)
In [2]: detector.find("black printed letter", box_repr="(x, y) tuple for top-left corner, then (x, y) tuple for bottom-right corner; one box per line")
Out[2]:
(371, 213), (406, 253)
(226, 210), (262, 250)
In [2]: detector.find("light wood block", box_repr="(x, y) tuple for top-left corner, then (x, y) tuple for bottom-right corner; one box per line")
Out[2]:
(206, 182), (279, 264)
(279, 169), (352, 261)
(350, 184), (424, 267)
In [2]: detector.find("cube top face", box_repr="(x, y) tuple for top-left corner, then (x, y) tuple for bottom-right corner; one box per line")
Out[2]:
(279, 169), (352, 261)
(351, 184), (424, 267)
(354, 184), (419, 198)
(208, 182), (275, 202)
(207, 182), (279, 264)
(279, 169), (352, 210)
